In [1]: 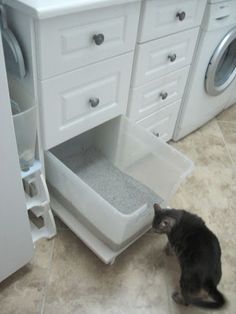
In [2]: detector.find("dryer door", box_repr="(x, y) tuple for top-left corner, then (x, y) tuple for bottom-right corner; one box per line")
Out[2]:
(205, 27), (236, 96)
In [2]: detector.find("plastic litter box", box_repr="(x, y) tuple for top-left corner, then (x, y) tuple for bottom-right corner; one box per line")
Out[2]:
(45, 116), (193, 263)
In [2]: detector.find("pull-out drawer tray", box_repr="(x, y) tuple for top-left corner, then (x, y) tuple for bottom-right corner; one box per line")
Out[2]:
(45, 116), (193, 264)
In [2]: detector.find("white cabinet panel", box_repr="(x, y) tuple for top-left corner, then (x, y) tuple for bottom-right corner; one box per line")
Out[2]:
(0, 34), (33, 282)
(138, 0), (206, 42)
(36, 2), (140, 79)
(40, 53), (133, 149)
(128, 66), (189, 120)
(132, 28), (198, 87)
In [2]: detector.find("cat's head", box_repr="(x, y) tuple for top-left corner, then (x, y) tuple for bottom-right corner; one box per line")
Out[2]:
(152, 204), (181, 234)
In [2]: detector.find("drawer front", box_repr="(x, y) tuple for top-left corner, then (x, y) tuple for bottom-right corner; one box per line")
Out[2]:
(36, 2), (140, 79)
(138, 0), (206, 43)
(39, 53), (133, 149)
(128, 66), (189, 121)
(132, 28), (198, 87)
(137, 100), (181, 142)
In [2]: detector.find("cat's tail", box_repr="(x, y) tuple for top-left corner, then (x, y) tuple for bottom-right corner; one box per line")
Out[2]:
(192, 282), (226, 309)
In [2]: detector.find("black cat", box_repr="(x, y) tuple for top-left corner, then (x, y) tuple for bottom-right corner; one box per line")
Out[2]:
(152, 203), (225, 309)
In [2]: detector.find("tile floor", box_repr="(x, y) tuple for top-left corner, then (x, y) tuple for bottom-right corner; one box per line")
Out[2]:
(0, 104), (235, 314)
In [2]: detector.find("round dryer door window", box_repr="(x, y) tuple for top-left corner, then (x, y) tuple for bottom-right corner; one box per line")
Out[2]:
(205, 27), (236, 96)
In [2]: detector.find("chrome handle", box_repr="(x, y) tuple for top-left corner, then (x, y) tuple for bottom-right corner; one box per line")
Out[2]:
(89, 97), (100, 108)
(160, 92), (168, 100)
(93, 33), (105, 45)
(153, 131), (160, 137)
(168, 53), (177, 62)
(176, 11), (186, 21)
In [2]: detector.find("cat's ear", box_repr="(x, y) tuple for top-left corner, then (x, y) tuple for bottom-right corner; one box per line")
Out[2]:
(154, 203), (162, 212)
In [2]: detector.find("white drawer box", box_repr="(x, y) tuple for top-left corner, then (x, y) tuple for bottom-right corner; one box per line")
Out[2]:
(132, 28), (198, 87)
(128, 66), (189, 121)
(138, 0), (206, 43)
(35, 2), (140, 79)
(137, 100), (181, 142)
(39, 53), (133, 149)
(45, 116), (193, 263)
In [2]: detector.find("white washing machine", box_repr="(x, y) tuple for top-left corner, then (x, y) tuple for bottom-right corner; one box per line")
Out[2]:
(174, 0), (236, 140)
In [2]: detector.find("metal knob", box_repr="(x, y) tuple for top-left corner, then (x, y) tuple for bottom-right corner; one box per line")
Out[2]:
(89, 97), (100, 108)
(153, 131), (160, 137)
(176, 11), (186, 21)
(160, 92), (168, 100)
(93, 33), (105, 46)
(168, 53), (177, 62)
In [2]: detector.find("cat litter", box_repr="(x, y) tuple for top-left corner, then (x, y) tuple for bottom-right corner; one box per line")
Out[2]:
(62, 146), (161, 214)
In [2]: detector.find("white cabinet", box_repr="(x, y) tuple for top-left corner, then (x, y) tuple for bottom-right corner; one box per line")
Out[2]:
(33, 2), (140, 149)
(128, 0), (207, 141)
(4, 0), (195, 264)
(0, 34), (33, 282)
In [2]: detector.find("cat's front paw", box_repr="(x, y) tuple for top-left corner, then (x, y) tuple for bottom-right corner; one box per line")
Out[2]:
(172, 292), (188, 306)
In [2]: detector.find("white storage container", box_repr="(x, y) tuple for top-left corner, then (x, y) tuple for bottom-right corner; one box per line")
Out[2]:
(45, 116), (193, 263)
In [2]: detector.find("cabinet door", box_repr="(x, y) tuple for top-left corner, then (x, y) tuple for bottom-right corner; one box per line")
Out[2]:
(0, 33), (33, 282)
(132, 28), (198, 87)
(40, 53), (133, 149)
(128, 66), (189, 121)
(138, 0), (206, 43)
(36, 2), (140, 79)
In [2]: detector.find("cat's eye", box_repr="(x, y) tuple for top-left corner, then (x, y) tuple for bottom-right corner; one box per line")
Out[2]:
(161, 220), (168, 227)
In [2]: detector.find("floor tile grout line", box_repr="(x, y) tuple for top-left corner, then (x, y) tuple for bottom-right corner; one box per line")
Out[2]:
(216, 120), (236, 171)
(40, 239), (55, 314)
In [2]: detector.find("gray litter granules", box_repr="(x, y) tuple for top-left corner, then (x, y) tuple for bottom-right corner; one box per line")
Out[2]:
(61, 146), (162, 214)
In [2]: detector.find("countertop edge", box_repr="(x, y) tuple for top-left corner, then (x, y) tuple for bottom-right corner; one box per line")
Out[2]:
(4, 0), (141, 19)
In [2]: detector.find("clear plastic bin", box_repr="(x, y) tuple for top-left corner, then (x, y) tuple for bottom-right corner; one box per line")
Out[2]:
(11, 100), (37, 171)
(45, 116), (194, 263)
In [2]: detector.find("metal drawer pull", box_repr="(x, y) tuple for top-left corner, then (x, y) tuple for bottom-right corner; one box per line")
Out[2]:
(89, 97), (100, 108)
(168, 53), (177, 62)
(176, 11), (186, 21)
(93, 33), (105, 46)
(153, 131), (160, 137)
(160, 92), (168, 100)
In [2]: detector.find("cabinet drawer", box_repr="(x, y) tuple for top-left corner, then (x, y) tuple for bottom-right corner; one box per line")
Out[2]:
(128, 66), (189, 121)
(45, 115), (193, 263)
(137, 100), (181, 142)
(138, 0), (206, 43)
(39, 53), (133, 150)
(132, 28), (198, 87)
(36, 2), (140, 79)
